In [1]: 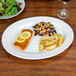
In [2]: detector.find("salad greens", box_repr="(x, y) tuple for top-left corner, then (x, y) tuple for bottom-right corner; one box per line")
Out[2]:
(0, 7), (4, 13)
(0, 0), (22, 16)
(6, 0), (17, 6)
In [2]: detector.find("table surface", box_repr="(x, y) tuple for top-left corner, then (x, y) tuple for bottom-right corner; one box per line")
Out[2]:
(0, 0), (76, 76)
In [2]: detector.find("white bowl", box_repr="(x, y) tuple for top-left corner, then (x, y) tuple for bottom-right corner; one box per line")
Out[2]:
(0, 0), (25, 19)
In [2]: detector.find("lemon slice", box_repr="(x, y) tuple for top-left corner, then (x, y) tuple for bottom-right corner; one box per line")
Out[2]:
(20, 31), (31, 39)
(16, 36), (25, 43)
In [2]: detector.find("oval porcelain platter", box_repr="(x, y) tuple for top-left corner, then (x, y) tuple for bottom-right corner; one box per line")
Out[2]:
(1, 16), (74, 60)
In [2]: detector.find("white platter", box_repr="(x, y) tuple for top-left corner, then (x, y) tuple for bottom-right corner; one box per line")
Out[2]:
(1, 16), (74, 60)
(0, 0), (25, 19)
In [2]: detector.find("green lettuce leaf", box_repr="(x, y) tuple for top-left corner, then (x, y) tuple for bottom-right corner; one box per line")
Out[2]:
(0, 2), (2, 7)
(5, 0), (17, 6)
(0, 0), (5, 4)
(9, 7), (17, 15)
(2, 13), (9, 16)
(0, 6), (4, 13)
(5, 5), (12, 13)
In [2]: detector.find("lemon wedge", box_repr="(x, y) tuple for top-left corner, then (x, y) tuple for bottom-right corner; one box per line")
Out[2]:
(20, 31), (31, 39)
(16, 36), (25, 43)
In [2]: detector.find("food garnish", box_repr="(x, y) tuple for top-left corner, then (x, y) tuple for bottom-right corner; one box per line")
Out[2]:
(20, 31), (31, 40)
(16, 36), (25, 43)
